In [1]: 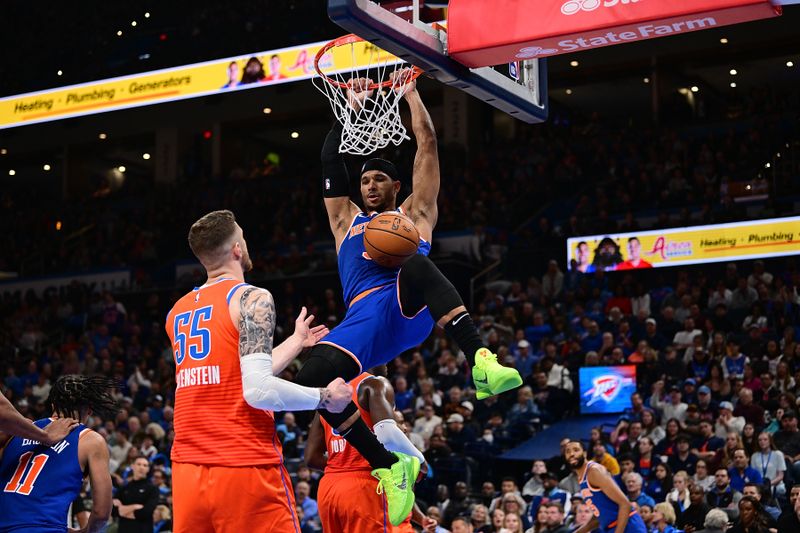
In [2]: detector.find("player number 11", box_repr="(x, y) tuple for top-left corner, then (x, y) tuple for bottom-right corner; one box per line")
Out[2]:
(3, 452), (49, 495)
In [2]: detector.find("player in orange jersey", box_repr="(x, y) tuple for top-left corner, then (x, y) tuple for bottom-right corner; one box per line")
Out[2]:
(306, 366), (438, 533)
(166, 210), (353, 533)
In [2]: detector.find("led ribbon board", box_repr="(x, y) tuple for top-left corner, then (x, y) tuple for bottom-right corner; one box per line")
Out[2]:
(0, 39), (402, 130)
(567, 216), (800, 272)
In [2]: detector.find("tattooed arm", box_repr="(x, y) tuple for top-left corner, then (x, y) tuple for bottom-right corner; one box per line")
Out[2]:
(235, 287), (351, 412)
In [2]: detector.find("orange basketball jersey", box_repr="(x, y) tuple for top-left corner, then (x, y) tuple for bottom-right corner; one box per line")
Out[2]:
(165, 278), (282, 466)
(320, 373), (374, 474)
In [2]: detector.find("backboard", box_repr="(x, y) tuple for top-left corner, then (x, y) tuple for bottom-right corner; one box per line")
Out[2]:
(326, 0), (549, 124)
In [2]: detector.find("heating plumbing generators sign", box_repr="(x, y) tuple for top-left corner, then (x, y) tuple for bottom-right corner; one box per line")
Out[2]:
(0, 39), (399, 130)
(567, 216), (800, 272)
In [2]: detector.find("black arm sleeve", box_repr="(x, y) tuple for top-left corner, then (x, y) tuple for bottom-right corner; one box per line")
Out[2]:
(321, 122), (351, 198)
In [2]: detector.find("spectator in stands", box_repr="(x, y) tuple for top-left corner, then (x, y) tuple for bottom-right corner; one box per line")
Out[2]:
(568, 502), (593, 532)
(656, 419), (682, 458)
(112, 456), (159, 533)
(592, 440), (620, 475)
(751, 432), (786, 497)
(294, 481), (319, 531)
(452, 516), (474, 533)
(414, 404), (443, 441)
(514, 340), (536, 378)
(716, 402), (746, 439)
(651, 502), (680, 533)
(723, 338), (749, 380)
(651, 382), (689, 425)
(444, 481), (474, 526)
(729, 495), (770, 533)
(696, 508), (730, 533)
(666, 470), (691, 511)
(696, 387), (719, 421)
(741, 483), (779, 524)
(677, 484), (712, 532)
(734, 388), (765, 427)
(773, 411), (800, 479)
(646, 463), (673, 503)
(542, 502), (569, 533)
(626, 472), (656, 508)
(674, 319), (702, 352)
(541, 260), (564, 301)
(501, 510), (524, 533)
(641, 411), (666, 445)
(668, 434), (698, 475)
(643, 319), (667, 352)
(692, 459), (715, 491)
(490, 478), (525, 513)
(729, 449), (763, 493)
(635, 437), (661, 480)
(777, 486), (800, 531)
(522, 460), (547, 497)
(707, 467), (742, 510)
(731, 278), (759, 312)
(487, 508), (505, 533)
(471, 505), (490, 531)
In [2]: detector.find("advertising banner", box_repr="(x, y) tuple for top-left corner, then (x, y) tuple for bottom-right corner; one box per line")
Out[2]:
(0, 39), (400, 130)
(566, 216), (800, 272)
(448, 0), (780, 67)
(579, 365), (637, 415)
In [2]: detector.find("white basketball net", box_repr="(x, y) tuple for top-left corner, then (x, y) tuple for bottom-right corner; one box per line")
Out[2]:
(314, 37), (419, 156)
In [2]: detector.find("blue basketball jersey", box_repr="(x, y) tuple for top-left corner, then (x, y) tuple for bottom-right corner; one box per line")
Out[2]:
(338, 209), (431, 306)
(579, 461), (646, 533)
(0, 419), (87, 532)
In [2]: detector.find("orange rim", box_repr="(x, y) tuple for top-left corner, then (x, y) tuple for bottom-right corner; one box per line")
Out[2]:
(314, 33), (423, 90)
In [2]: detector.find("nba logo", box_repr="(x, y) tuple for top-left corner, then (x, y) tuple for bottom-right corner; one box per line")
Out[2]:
(325, 178), (331, 190)
(509, 61), (519, 81)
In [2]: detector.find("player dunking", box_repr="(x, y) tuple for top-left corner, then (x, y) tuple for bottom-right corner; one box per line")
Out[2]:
(0, 375), (116, 533)
(166, 210), (352, 533)
(294, 68), (522, 525)
(565, 441), (648, 533)
(306, 366), (437, 533)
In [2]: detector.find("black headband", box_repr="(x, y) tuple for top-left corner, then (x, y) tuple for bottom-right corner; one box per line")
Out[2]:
(361, 158), (399, 181)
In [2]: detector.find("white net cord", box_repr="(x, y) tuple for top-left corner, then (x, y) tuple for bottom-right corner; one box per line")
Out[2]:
(313, 41), (415, 156)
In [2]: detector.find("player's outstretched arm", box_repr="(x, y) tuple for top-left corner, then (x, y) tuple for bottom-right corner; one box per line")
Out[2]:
(74, 431), (112, 533)
(396, 69), (439, 243)
(588, 464), (632, 533)
(364, 377), (426, 465)
(0, 394), (77, 446)
(236, 287), (352, 412)
(271, 306), (329, 375)
(304, 414), (327, 471)
(320, 121), (359, 249)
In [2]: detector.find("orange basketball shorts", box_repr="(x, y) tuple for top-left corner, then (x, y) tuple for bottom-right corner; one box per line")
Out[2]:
(172, 461), (300, 533)
(318, 471), (412, 533)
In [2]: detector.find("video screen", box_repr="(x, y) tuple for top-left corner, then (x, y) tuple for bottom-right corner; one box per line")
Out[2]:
(579, 365), (637, 415)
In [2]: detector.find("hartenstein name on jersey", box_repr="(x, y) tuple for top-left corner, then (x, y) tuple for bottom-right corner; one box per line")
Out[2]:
(176, 365), (222, 390)
(20, 438), (70, 454)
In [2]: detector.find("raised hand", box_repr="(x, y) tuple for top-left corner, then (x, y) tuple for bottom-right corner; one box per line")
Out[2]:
(346, 77), (374, 112)
(389, 67), (416, 97)
(292, 306), (330, 348)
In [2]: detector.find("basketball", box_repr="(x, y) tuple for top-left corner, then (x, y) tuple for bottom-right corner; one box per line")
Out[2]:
(363, 212), (420, 268)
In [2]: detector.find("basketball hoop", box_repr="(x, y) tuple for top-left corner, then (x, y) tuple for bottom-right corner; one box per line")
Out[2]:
(313, 34), (423, 155)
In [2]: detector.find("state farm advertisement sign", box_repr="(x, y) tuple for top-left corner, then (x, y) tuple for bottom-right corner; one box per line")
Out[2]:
(448, 0), (781, 67)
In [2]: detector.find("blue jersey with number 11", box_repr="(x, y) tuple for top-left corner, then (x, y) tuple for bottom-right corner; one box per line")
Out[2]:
(0, 418), (87, 533)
